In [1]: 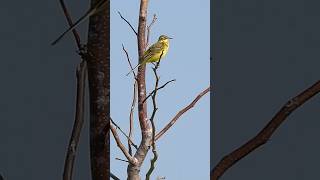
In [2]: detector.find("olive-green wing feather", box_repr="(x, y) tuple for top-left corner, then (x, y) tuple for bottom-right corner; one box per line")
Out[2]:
(142, 42), (165, 63)
(126, 41), (166, 76)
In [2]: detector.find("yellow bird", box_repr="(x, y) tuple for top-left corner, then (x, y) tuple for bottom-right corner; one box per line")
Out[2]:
(126, 35), (172, 76)
(51, 0), (108, 45)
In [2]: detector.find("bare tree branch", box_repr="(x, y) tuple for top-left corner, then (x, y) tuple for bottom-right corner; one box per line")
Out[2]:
(110, 173), (121, 180)
(110, 117), (138, 149)
(145, 57), (162, 180)
(142, 79), (176, 104)
(155, 86), (210, 141)
(122, 44), (137, 79)
(146, 14), (157, 48)
(127, 0), (151, 179)
(128, 81), (137, 155)
(110, 123), (138, 165)
(118, 11), (138, 36)
(121, 44), (138, 155)
(211, 80), (320, 180)
(57, 0), (82, 49)
(56, 1), (88, 180)
(115, 157), (130, 163)
(63, 61), (87, 180)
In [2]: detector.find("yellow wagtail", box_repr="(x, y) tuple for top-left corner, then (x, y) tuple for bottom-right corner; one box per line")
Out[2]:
(126, 35), (172, 76)
(51, 0), (108, 45)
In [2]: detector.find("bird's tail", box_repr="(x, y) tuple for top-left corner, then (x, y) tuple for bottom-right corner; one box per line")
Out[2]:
(126, 63), (141, 76)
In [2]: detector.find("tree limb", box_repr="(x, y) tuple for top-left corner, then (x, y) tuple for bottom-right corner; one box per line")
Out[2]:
(145, 58), (162, 180)
(63, 60), (87, 180)
(142, 79), (176, 104)
(110, 123), (138, 165)
(118, 11), (138, 36)
(110, 172), (121, 180)
(211, 80), (320, 180)
(155, 86), (210, 141)
(56, 1), (88, 180)
(110, 117), (138, 149)
(146, 14), (157, 48)
(58, 0), (82, 49)
(127, 0), (151, 179)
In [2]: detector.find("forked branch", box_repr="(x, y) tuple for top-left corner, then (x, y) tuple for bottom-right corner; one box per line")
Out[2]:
(110, 118), (138, 149)
(58, 0), (82, 49)
(110, 123), (138, 165)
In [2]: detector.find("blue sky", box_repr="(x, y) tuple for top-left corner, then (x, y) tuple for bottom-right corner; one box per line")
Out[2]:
(110, 0), (210, 179)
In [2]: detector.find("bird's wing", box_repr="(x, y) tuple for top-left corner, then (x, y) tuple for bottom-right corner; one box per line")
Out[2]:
(143, 42), (165, 61)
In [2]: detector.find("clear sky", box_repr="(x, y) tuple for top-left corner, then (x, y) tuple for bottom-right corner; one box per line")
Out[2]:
(110, 0), (210, 179)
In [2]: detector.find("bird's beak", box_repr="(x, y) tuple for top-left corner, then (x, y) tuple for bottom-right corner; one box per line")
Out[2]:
(168, 37), (173, 39)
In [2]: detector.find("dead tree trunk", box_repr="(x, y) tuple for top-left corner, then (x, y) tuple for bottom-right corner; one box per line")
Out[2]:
(86, 0), (110, 179)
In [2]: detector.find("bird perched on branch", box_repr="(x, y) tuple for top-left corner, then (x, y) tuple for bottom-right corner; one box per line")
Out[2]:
(51, 0), (108, 45)
(126, 35), (172, 76)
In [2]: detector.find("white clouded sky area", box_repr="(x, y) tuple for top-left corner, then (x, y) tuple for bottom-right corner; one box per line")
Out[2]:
(110, 0), (210, 179)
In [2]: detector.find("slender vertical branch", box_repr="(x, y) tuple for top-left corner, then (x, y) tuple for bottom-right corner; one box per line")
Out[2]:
(56, 1), (88, 179)
(145, 59), (162, 180)
(122, 44), (138, 155)
(128, 81), (137, 155)
(63, 61), (87, 180)
(146, 14), (157, 48)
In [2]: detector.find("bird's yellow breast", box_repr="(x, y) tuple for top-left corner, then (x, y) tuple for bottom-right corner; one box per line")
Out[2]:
(144, 40), (170, 63)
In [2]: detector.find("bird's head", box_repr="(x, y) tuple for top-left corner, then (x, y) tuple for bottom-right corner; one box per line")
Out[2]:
(158, 35), (172, 43)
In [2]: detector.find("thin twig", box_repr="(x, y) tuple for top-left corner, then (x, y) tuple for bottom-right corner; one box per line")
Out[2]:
(122, 44), (137, 80)
(115, 157), (130, 163)
(146, 14), (157, 48)
(128, 81), (137, 155)
(110, 118), (138, 149)
(142, 79), (176, 103)
(118, 11), (138, 36)
(155, 86), (210, 141)
(58, 0), (82, 49)
(63, 60), (87, 180)
(110, 172), (121, 180)
(211, 80), (320, 180)
(110, 123), (138, 165)
(122, 44), (138, 153)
